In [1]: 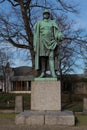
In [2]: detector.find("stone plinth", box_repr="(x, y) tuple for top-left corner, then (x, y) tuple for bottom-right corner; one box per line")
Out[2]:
(15, 96), (23, 113)
(15, 111), (45, 125)
(83, 98), (87, 112)
(15, 79), (75, 126)
(31, 79), (61, 111)
(15, 110), (75, 126)
(45, 111), (75, 125)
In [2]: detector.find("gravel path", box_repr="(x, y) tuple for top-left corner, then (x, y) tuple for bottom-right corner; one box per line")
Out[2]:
(1, 125), (87, 130)
(0, 119), (87, 130)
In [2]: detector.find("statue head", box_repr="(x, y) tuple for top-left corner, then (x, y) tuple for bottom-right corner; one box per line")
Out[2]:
(43, 9), (50, 15)
(43, 9), (50, 19)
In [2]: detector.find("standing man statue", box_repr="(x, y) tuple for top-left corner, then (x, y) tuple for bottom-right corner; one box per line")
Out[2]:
(33, 9), (64, 78)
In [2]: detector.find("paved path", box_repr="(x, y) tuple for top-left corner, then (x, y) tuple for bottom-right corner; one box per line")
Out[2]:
(1, 125), (87, 130)
(0, 118), (87, 130)
(0, 120), (87, 130)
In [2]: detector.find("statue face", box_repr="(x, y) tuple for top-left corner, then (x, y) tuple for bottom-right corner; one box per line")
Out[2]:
(43, 13), (50, 19)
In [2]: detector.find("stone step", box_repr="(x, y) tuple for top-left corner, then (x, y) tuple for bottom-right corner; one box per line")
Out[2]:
(15, 110), (75, 126)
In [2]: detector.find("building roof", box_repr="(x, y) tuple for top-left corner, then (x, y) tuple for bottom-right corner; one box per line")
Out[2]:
(11, 66), (36, 81)
(62, 74), (87, 82)
(13, 66), (36, 76)
(11, 75), (34, 81)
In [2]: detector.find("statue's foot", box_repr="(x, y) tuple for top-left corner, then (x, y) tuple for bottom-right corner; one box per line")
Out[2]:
(39, 72), (45, 78)
(51, 73), (57, 78)
(52, 75), (57, 78)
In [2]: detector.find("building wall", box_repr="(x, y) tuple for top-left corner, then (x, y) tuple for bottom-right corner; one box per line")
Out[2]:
(63, 80), (87, 94)
(1, 64), (87, 94)
(73, 82), (87, 94)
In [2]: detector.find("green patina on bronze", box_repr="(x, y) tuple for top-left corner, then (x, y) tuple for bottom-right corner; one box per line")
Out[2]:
(35, 77), (57, 81)
(33, 9), (64, 78)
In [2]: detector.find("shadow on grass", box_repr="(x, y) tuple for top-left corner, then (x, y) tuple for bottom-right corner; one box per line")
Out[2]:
(62, 102), (83, 112)
(75, 114), (87, 126)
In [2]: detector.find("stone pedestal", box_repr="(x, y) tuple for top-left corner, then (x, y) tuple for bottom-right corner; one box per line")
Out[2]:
(15, 96), (23, 113)
(31, 79), (61, 111)
(15, 78), (75, 126)
(15, 110), (75, 126)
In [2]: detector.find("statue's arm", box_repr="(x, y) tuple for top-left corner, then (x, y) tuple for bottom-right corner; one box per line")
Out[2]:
(55, 30), (64, 40)
(52, 20), (64, 40)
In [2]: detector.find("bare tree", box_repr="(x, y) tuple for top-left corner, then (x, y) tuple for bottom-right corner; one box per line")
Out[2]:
(0, 48), (9, 92)
(0, 0), (86, 75)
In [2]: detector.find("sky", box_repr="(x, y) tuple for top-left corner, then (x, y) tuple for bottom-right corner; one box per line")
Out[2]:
(0, 0), (87, 74)
(71, 0), (87, 74)
(73, 0), (87, 30)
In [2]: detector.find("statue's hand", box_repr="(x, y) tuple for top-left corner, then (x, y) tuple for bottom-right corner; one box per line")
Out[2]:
(60, 35), (65, 40)
(56, 32), (64, 41)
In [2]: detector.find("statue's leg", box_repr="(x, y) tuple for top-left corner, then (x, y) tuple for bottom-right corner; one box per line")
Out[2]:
(39, 56), (46, 78)
(49, 51), (57, 78)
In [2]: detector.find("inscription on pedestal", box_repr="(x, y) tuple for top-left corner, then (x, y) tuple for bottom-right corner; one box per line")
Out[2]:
(31, 80), (61, 111)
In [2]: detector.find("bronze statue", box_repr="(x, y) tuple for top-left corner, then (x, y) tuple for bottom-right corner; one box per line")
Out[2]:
(33, 9), (64, 78)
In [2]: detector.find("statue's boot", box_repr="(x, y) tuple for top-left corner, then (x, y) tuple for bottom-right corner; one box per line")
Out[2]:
(39, 57), (46, 78)
(39, 72), (45, 78)
(49, 58), (57, 78)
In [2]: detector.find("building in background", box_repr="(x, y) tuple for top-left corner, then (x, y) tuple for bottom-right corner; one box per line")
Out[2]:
(10, 66), (35, 93)
(0, 63), (35, 93)
(0, 63), (87, 94)
(62, 74), (87, 94)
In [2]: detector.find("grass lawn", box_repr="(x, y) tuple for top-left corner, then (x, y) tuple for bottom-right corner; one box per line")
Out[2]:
(0, 93), (31, 110)
(0, 113), (15, 119)
(63, 102), (83, 112)
(0, 113), (16, 125)
(62, 93), (83, 112)
(0, 93), (87, 126)
(0, 113), (87, 126)
(75, 114), (87, 126)
(61, 93), (87, 126)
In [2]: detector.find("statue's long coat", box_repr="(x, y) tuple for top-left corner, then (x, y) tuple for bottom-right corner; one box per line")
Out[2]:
(33, 19), (63, 70)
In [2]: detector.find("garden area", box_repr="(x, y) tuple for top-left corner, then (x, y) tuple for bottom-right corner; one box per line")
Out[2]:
(0, 93), (31, 110)
(0, 93), (87, 126)
(0, 93), (86, 111)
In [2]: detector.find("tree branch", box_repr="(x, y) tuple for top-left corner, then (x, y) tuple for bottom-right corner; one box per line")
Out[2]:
(8, 38), (29, 49)
(8, 0), (19, 6)
(57, 0), (78, 13)
(0, 0), (5, 3)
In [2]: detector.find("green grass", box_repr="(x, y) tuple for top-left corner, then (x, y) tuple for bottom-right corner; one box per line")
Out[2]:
(0, 113), (87, 126)
(63, 102), (83, 112)
(0, 113), (16, 124)
(62, 93), (84, 112)
(0, 93), (31, 110)
(61, 93), (87, 126)
(0, 93), (87, 126)
(75, 114), (87, 126)
(0, 113), (15, 119)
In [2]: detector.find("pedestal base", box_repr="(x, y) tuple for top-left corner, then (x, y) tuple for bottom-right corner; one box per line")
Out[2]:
(31, 80), (61, 111)
(15, 110), (75, 126)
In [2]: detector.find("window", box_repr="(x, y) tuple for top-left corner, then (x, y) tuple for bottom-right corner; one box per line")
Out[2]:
(12, 81), (31, 91)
